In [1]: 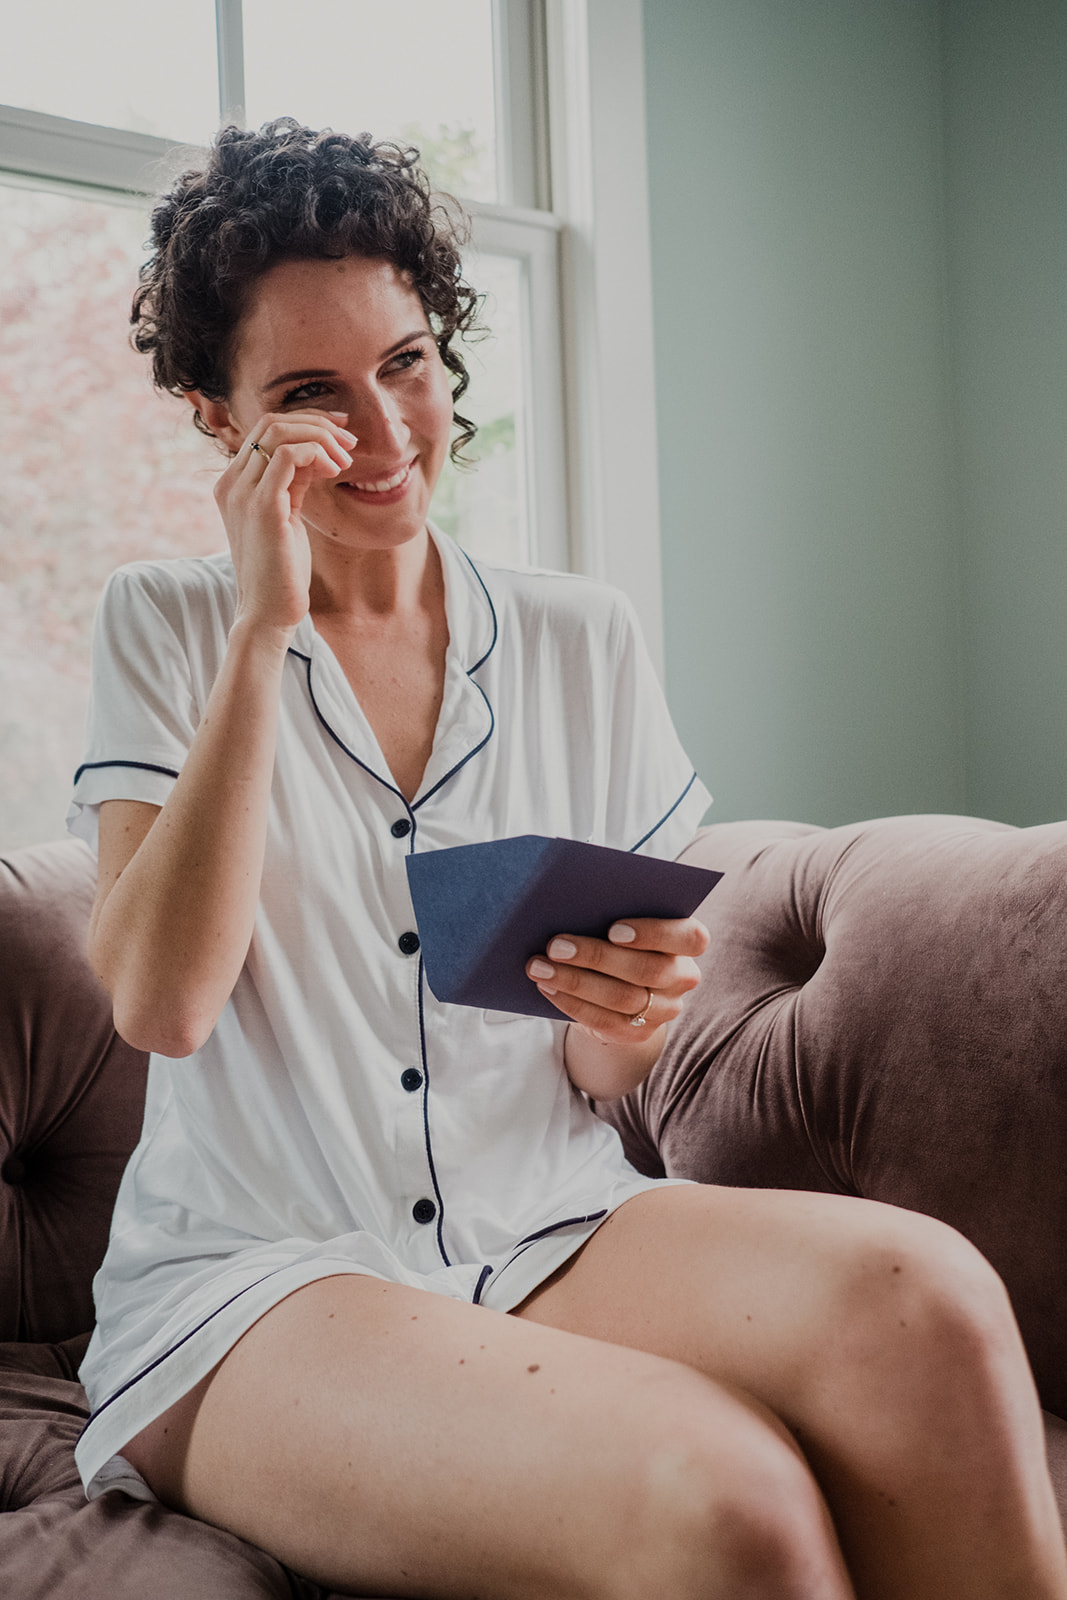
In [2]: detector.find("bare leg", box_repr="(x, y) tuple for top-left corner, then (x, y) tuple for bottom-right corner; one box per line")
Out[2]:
(517, 1184), (1067, 1600)
(125, 1273), (855, 1600)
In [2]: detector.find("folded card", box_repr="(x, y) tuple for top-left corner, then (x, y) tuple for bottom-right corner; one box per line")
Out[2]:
(406, 834), (722, 1021)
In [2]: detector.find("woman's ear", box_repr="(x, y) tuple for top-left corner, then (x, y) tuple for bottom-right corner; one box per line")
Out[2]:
(186, 390), (245, 453)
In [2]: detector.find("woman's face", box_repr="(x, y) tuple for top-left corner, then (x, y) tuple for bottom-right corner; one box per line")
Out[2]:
(212, 252), (456, 553)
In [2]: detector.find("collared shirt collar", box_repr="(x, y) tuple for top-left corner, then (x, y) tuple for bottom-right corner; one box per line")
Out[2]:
(290, 523), (498, 805)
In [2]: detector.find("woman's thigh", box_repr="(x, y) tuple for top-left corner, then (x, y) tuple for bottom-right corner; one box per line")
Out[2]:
(516, 1182), (1010, 1409)
(515, 1183), (1064, 1599)
(123, 1272), (849, 1600)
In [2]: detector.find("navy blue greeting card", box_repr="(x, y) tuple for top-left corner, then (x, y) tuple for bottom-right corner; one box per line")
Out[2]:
(405, 835), (722, 1021)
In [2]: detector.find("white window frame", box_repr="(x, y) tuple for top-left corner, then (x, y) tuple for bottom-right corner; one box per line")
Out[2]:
(0, 0), (665, 667)
(544, 0), (664, 669)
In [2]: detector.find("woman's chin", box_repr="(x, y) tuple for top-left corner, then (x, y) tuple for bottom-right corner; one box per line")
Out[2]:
(307, 507), (433, 554)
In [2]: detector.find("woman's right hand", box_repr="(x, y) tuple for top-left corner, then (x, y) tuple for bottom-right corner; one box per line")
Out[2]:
(213, 408), (358, 636)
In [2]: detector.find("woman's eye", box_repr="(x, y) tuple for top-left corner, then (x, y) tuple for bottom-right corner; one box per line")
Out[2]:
(389, 347), (426, 374)
(281, 380), (330, 406)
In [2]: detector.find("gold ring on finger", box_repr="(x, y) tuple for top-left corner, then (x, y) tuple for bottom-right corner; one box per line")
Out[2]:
(249, 438), (272, 464)
(628, 987), (654, 1027)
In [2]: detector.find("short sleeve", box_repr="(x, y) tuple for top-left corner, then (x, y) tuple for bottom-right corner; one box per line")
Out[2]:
(66, 564), (205, 853)
(603, 592), (712, 859)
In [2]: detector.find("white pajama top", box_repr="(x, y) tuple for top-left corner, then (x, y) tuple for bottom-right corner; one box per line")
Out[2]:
(67, 525), (711, 1498)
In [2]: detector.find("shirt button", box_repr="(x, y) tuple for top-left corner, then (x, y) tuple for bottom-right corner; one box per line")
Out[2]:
(401, 1067), (423, 1092)
(398, 931), (421, 955)
(412, 1198), (437, 1224)
(391, 818), (412, 838)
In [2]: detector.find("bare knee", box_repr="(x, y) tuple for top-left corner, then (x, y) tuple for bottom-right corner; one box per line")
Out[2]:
(819, 1208), (1026, 1439)
(599, 1389), (850, 1600)
(654, 1437), (846, 1600)
(852, 1211), (1013, 1356)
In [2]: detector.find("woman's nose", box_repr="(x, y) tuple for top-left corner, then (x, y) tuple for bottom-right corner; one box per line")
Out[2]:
(350, 388), (409, 456)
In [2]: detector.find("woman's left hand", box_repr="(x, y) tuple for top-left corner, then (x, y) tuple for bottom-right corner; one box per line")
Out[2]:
(525, 916), (709, 1046)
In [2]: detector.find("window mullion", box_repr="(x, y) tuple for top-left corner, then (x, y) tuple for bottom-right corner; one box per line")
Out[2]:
(544, 0), (665, 669)
(492, 0), (550, 212)
(216, 0), (246, 128)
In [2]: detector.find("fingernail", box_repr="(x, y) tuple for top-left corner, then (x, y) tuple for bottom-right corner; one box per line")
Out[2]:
(339, 430), (358, 446)
(529, 959), (555, 980)
(537, 983), (558, 997)
(608, 923), (636, 943)
(326, 410), (349, 419)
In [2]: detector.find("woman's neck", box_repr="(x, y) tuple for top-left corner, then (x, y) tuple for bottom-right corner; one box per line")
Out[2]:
(307, 525), (439, 627)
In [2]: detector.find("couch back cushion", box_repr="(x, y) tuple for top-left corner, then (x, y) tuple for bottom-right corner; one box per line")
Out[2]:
(6, 822), (1067, 1425)
(0, 841), (148, 1342)
(596, 816), (1067, 1419)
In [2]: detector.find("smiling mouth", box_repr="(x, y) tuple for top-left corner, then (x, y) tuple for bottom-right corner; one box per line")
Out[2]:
(342, 461), (414, 494)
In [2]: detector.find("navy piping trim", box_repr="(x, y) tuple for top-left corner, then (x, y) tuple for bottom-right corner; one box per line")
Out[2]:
(472, 1264), (494, 1305)
(73, 757), (180, 785)
(456, 546), (499, 673)
(416, 955), (451, 1267)
(515, 1210), (609, 1248)
(411, 677), (494, 810)
(289, 647), (406, 804)
(290, 579), (497, 815)
(629, 771), (700, 853)
(86, 1269), (279, 1424)
(494, 1209), (611, 1283)
(411, 556), (499, 811)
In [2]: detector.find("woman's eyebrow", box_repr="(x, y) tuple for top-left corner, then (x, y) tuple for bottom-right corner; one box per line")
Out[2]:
(261, 331), (434, 395)
(381, 328), (434, 358)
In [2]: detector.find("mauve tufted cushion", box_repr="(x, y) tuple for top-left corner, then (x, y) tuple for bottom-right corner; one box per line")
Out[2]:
(0, 841), (149, 1343)
(0, 1337), (333, 1599)
(597, 816), (1067, 1419)
(2, 826), (1066, 1586)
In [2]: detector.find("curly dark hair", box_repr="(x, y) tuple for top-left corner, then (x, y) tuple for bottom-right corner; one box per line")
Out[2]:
(131, 118), (483, 462)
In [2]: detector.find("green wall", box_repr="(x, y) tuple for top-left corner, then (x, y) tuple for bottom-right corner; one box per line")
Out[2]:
(943, 0), (1067, 824)
(644, 0), (1067, 827)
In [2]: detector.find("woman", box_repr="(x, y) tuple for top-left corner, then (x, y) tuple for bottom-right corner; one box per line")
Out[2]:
(71, 121), (1067, 1600)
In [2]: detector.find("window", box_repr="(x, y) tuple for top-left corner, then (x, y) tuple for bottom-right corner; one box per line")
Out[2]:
(0, 0), (574, 847)
(1, 1), (663, 850)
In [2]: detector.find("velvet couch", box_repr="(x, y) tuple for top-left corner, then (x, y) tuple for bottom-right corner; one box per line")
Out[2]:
(2, 816), (1066, 1598)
